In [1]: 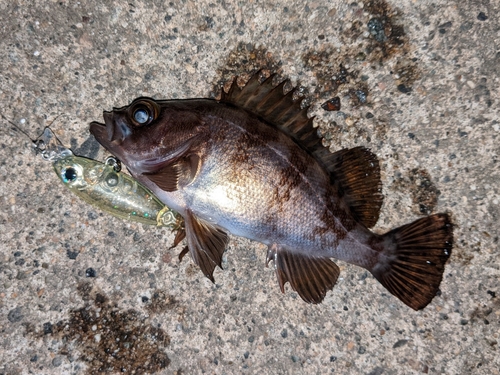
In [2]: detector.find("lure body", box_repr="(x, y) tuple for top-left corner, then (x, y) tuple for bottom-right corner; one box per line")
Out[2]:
(53, 155), (181, 227)
(32, 127), (182, 229)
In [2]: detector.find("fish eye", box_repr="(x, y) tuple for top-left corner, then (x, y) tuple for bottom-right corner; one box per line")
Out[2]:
(129, 98), (159, 127)
(62, 167), (78, 183)
(134, 108), (150, 124)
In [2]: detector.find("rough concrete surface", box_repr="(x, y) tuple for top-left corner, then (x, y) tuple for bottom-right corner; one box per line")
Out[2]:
(0, 0), (499, 374)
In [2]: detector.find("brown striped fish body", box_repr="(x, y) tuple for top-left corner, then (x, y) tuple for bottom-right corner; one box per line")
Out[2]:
(90, 73), (453, 310)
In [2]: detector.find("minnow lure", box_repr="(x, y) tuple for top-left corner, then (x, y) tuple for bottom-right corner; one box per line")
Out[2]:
(4, 118), (182, 229)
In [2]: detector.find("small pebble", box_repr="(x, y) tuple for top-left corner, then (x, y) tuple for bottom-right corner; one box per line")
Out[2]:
(345, 117), (355, 126)
(7, 307), (23, 323)
(85, 268), (96, 277)
(52, 356), (63, 367)
(322, 97), (341, 111)
(393, 339), (408, 348)
(43, 322), (53, 334)
(477, 12), (488, 21)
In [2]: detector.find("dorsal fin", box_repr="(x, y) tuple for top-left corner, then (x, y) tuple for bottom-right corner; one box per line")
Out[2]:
(324, 147), (383, 228)
(220, 73), (322, 155)
(220, 72), (383, 227)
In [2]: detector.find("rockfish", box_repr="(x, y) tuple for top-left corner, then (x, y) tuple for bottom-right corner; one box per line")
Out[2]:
(90, 72), (453, 310)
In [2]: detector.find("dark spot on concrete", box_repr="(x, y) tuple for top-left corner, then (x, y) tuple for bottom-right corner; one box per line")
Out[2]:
(469, 298), (500, 325)
(393, 169), (439, 216)
(393, 339), (408, 348)
(66, 249), (79, 260)
(43, 322), (53, 334)
(85, 267), (96, 277)
(302, 53), (358, 97)
(212, 42), (282, 97)
(408, 168), (439, 215)
(364, 0), (407, 60)
(48, 282), (171, 374)
(144, 290), (177, 314)
(73, 135), (101, 160)
(368, 367), (385, 375)
(7, 307), (24, 323)
(477, 12), (488, 21)
(397, 84), (411, 93)
(394, 58), (420, 91)
(368, 18), (387, 42)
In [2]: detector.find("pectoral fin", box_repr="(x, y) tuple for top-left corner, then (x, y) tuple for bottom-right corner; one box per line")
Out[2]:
(184, 210), (229, 282)
(143, 154), (201, 192)
(267, 245), (340, 304)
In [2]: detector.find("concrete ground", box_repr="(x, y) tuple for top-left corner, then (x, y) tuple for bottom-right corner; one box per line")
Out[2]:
(0, 0), (499, 374)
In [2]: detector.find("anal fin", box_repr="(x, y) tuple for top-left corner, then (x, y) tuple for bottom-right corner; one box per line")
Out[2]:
(184, 210), (229, 282)
(267, 245), (340, 304)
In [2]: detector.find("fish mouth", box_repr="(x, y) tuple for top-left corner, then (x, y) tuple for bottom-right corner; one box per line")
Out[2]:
(89, 119), (108, 146)
(89, 111), (130, 151)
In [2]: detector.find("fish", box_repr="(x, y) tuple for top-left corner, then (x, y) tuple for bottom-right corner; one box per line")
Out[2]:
(3, 119), (183, 231)
(89, 72), (453, 310)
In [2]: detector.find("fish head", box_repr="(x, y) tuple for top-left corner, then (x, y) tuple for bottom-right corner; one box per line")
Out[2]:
(90, 97), (178, 171)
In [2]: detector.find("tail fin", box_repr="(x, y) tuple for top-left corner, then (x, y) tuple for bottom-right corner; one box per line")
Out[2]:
(371, 213), (453, 310)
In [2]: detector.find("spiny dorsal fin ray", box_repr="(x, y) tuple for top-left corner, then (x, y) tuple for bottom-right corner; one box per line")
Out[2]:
(220, 72), (318, 158)
(220, 72), (383, 228)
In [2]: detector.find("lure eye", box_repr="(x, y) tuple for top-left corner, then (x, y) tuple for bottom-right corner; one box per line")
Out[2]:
(129, 98), (159, 127)
(62, 167), (78, 183)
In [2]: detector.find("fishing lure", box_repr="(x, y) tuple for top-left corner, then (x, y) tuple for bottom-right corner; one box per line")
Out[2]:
(5, 118), (183, 230)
